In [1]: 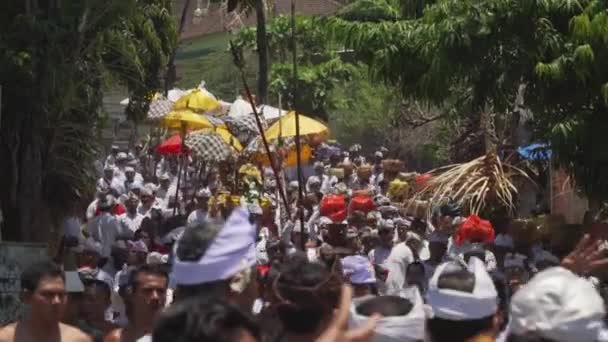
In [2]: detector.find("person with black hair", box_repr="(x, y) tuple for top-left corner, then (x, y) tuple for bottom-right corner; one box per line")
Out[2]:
(61, 271), (86, 327)
(426, 258), (498, 342)
(80, 279), (119, 342)
(429, 202), (462, 250)
(273, 256), (342, 341)
(171, 207), (258, 312)
(405, 261), (427, 295)
(0, 260), (91, 342)
(153, 298), (260, 342)
(104, 264), (168, 342)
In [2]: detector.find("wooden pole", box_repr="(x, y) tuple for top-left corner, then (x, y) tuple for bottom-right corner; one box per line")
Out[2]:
(173, 122), (187, 216)
(291, 0), (306, 250)
(229, 42), (291, 218)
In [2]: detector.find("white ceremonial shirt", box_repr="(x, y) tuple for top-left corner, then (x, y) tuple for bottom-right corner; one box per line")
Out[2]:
(118, 212), (145, 236)
(86, 212), (122, 257)
(187, 209), (208, 226)
(369, 246), (392, 267)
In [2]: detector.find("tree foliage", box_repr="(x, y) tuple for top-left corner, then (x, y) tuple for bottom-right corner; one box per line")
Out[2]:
(327, 0), (608, 200)
(234, 15), (356, 120)
(0, 0), (177, 241)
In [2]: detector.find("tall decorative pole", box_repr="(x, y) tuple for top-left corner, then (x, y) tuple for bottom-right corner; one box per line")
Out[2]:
(230, 42), (292, 218)
(291, 0), (306, 250)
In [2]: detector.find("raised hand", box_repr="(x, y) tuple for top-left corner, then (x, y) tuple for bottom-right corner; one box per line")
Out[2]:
(316, 285), (380, 342)
(561, 234), (608, 276)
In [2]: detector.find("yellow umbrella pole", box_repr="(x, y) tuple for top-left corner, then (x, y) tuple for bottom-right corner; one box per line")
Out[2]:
(229, 41), (292, 219)
(173, 121), (187, 216)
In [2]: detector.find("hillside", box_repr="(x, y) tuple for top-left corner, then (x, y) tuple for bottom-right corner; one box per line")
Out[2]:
(173, 0), (343, 39)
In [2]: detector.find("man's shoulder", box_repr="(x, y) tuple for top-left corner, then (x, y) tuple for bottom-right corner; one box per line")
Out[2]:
(0, 323), (16, 342)
(102, 328), (122, 342)
(60, 322), (93, 342)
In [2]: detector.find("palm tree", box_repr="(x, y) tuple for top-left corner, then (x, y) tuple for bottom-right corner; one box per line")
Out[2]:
(0, 0), (176, 242)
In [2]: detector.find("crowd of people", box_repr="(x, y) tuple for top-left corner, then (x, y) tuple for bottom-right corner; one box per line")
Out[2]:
(1, 142), (608, 342)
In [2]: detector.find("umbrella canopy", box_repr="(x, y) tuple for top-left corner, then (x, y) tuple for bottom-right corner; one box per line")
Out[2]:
(264, 111), (329, 140)
(223, 114), (264, 145)
(193, 127), (243, 152)
(161, 110), (215, 130)
(186, 130), (237, 161)
(156, 134), (189, 155)
(203, 114), (227, 128)
(147, 97), (174, 121)
(244, 137), (311, 167)
(173, 89), (221, 112)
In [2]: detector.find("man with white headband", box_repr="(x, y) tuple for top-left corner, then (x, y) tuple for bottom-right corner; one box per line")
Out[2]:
(349, 288), (426, 342)
(508, 266), (606, 342)
(171, 207), (258, 311)
(506, 234), (608, 342)
(426, 257), (498, 342)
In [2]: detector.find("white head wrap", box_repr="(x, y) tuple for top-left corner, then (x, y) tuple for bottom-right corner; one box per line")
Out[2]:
(147, 252), (169, 265)
(342, 255), (376, 284)
(144, 183), (158, 194)
(510, 267), (606, 342)
(318, 216), (333, 227)
(172, 207), (256, 285)
(427, 257), (497, 321)
(307, 175), (321, 186)
(349, 288), (426, 342)
(196, 188), (212, 198)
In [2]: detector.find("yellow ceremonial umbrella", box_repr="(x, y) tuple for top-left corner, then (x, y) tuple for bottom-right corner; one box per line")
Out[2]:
(264, 111), (329, 140)
(173, 89), (221, 112)
(215, 127), (243, 152)
(161, 110), (215, 130)
(192, 127), (243, 152)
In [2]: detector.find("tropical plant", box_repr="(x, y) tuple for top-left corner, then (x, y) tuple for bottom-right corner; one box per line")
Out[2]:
(327, 0), (608, 205)
(228, 0), (269, 103)
(234, 15), (356, 119)
(0, 0), (177, 242)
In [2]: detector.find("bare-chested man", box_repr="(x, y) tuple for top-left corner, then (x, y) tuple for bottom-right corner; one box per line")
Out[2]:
(0, 260), (91, 342)
(104, 264), (168, 342)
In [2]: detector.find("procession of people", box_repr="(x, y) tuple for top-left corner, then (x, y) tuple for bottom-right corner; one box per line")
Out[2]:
(2, 131), (608, 342)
